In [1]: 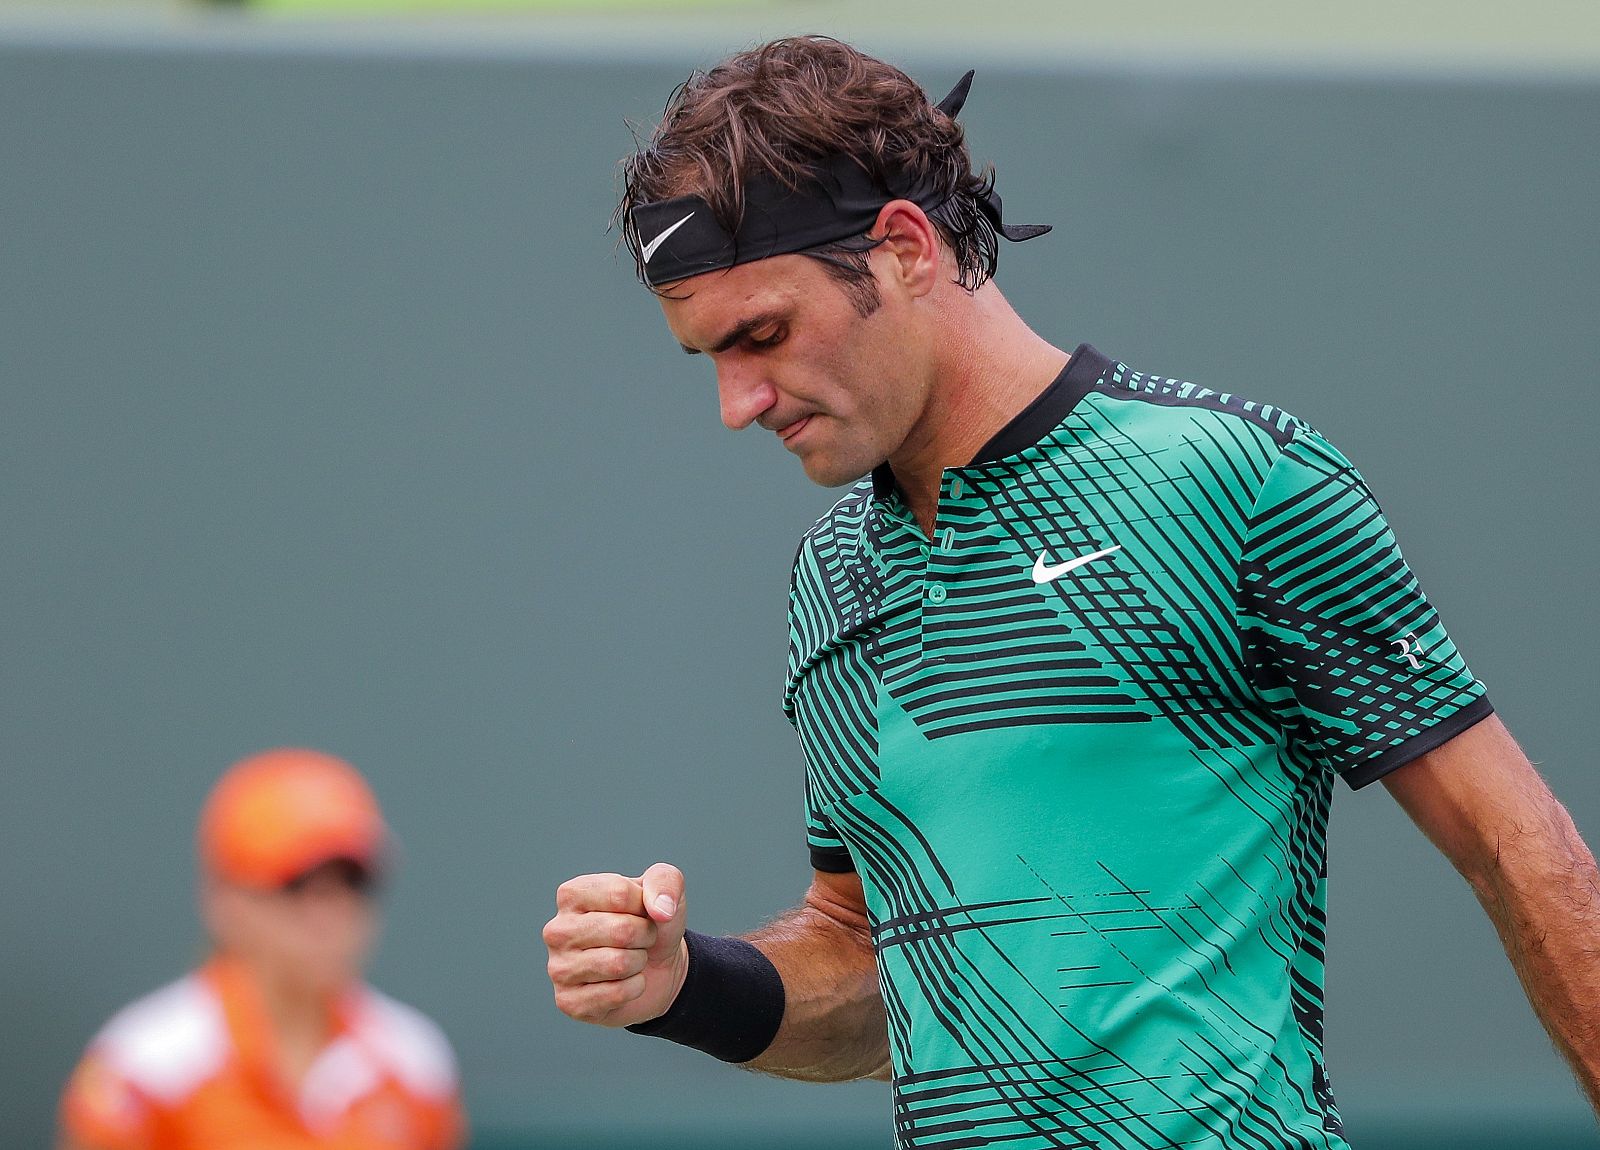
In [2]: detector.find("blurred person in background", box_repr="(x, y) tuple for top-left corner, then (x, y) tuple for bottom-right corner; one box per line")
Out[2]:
(58, 748), (465, 1150)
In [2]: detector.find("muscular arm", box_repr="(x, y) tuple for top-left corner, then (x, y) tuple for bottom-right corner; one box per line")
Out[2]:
(742, 869), (890, 1082)
(1384, 713), (1600, 1112)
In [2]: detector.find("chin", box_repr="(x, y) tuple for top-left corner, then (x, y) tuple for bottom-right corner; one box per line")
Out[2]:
(296, 958), (364, 995)
(800, 451), (877, 489)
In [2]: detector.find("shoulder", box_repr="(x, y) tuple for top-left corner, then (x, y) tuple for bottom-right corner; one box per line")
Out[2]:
(1077, 354), (1368, 512)
(352, 986), (459, 1100)
(86, 973), (230, 1104)
(791, 477), (876, 573)
(787, 476), (879, 602)
(1084, 354), (1316, 455)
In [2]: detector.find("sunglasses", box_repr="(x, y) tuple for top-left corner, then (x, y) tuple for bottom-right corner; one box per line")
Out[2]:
(281, 858), (379, 897)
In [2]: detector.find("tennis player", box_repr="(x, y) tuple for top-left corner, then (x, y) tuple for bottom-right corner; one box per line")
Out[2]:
(59, 748), (465, 1150)
(543, 37), (1600, 1147)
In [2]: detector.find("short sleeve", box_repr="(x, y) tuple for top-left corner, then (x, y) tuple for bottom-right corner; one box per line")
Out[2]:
(804, 771), (855, 873)
(59, 1050), (156, 1150)
(1236, 428), (1492, 788)
(420, 1092), (468, 1150)
(786, 544), (858, 875)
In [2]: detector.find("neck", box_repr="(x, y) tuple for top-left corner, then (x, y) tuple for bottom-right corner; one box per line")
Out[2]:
(889, 281), (1070, 535)
(233, 955), (340, 1084)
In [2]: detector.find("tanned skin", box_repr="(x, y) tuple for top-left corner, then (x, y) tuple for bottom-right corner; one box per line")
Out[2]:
(544, 867), (886, 1082)
(1383, 714), (1600, 1110)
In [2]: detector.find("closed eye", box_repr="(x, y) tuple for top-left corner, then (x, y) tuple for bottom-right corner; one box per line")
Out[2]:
(680, 310), (791, 356)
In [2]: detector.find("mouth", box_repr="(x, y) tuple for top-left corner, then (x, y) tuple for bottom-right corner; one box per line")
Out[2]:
(776, 414), (813, 444)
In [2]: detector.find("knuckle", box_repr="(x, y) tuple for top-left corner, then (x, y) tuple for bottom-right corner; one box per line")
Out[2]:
(600, 949), (638, 979)
(594, 981), (631, 1011)
(556, 874), (610, 911)
(556, 990), (598, 1024)
(610, 973), (647, 1006)
(566, 998), (608, 1023)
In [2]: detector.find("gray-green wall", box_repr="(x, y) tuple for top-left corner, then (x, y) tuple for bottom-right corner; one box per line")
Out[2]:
(2, 25), (1596, 1148)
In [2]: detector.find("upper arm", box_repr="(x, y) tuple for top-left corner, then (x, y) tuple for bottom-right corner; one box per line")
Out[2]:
(805, 868), (872, 944)
(58, 1051), (155, 1150)
(428, 1094), (469, 1150)
(1236, 427), (1491, 788)
(1382, 713), (1572, 884)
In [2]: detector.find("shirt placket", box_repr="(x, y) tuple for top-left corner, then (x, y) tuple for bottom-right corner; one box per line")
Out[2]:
(868, 471), (972, 682)
(922, 471), (969, 667)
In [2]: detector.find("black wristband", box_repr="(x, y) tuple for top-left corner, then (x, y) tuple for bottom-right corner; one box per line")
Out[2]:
(625, 930), (785, 1063)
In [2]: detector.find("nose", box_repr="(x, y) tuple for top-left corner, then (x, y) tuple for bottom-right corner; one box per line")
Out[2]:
(715, 360), (778, 431)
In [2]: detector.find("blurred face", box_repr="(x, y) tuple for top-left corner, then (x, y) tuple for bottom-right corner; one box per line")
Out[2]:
(661, 248), (936, 487)
(204, 860), (379, 996)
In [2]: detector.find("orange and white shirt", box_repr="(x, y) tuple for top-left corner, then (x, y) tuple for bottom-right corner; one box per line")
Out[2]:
(60, 959), (465, 1150)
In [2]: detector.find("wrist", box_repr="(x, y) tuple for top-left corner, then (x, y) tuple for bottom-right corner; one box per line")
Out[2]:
(665, 935), (690, 1010)
(625, 930), (785, 1063)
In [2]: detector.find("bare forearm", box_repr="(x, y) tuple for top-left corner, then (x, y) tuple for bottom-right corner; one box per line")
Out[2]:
(1465, 786), (1600, 1112)
(743, 895), (890, 1082)
(1387, 717), (1600, 1113)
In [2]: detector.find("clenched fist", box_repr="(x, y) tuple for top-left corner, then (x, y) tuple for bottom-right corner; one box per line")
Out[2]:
(542, 862), (689, 1027)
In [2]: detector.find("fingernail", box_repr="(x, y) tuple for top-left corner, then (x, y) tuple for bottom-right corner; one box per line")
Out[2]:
(655, 894), (677, 918)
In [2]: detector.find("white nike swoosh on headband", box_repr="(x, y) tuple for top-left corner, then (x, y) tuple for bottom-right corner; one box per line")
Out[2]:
(642, 212), (696, 264)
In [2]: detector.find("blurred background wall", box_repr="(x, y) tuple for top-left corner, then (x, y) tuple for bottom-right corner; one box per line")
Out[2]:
(2, 3), (1597, 1147)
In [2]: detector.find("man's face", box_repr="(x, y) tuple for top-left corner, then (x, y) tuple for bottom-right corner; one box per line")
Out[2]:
(660, 252), (933, 487)
(205, 860), (378, 996)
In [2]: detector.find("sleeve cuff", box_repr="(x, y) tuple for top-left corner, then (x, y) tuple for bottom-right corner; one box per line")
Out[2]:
(809, 843), (856, 873)
(1341, 694), (1496, 789)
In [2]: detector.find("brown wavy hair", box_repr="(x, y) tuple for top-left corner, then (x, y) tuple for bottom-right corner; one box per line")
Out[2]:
(616, 36), (1001, 313)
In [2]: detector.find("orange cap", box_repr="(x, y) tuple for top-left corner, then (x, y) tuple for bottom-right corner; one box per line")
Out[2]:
(199, 748), (387, 889)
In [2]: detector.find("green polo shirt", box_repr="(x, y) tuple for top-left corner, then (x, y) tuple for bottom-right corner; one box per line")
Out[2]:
(783, 344), (1491, 1149)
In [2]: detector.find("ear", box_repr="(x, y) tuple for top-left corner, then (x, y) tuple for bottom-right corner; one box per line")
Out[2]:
(870, 200), (941, 299)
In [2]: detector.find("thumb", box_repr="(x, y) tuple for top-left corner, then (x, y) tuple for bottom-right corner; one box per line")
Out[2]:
(640, 861), (686, 928)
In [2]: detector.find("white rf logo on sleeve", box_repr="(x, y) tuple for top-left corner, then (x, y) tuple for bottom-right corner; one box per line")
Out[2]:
(1393, 633), (1423, 670)
(641, 212), (695, 264)
(1031, 545), (1122, 585)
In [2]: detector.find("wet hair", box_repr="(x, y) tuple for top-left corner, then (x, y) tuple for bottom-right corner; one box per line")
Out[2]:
(617, 36), (1002, 312)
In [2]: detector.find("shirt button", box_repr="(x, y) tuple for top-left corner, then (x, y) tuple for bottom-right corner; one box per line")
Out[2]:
(951, 477), (964, 498)
(940, 527), (955, 550)
(927, 584), (947, 605)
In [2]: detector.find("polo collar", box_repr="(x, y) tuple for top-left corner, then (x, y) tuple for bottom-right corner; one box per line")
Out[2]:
(204, 955), (361, 1106)
(871, 342), (1110, 500)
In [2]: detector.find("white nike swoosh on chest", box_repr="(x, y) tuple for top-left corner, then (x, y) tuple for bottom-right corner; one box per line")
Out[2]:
(1032, 544), (1122, 584)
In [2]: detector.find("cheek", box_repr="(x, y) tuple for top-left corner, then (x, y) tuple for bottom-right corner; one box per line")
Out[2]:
(784, 308), (914, 428)
(794, 343), (878, 417)
(292, 901), (374, 954)
(833, 318), (916, 405)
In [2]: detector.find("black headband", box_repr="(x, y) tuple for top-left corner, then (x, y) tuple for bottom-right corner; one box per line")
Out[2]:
(629, 70), (1051, 288)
